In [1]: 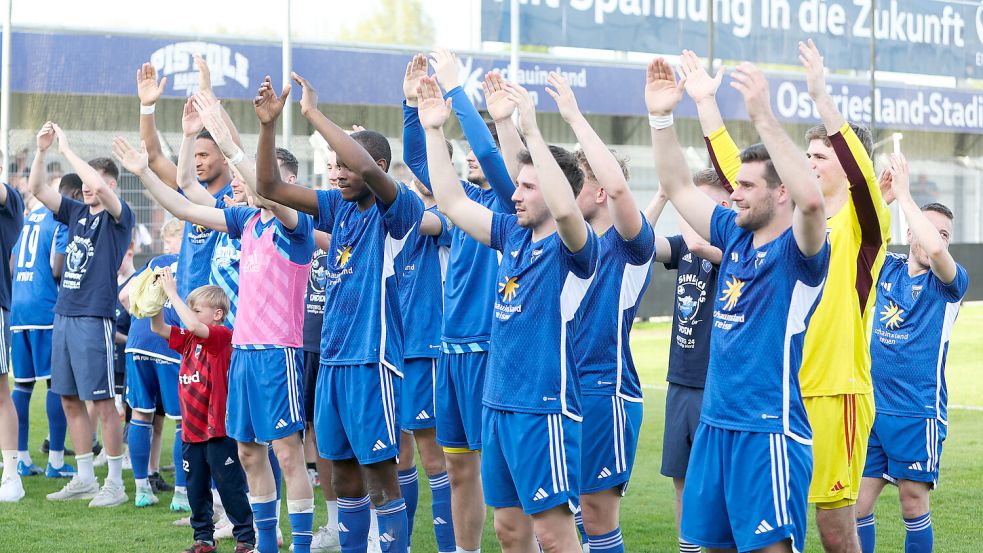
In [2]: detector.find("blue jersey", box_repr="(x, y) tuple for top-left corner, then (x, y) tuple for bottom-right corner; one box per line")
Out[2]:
(701, 206), (829, 443)
(0, 184), (24, 312)
(486, 214), (599, 419)
(573, 219), (654, 401)
(664, 236), (719, 389)
(54, 198), (135, 319)
(125, 254), (181, 363)
(303, 247), (328, 353)
(209, 232), (241, 328)
(177, 182), (232, 299)
(11, 205), (67, 328)
(399, 205), (451, 359)
(224, 207), (315, 265)
(315, 185), (423, 370)
(870, 253), (968, 423)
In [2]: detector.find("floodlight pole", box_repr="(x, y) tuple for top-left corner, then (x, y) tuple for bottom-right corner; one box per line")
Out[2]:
(282, 0), (292, 150)
(1, 0), (11, 171)
(509, 0), (519, 88)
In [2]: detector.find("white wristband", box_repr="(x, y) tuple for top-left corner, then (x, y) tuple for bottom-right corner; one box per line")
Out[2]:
(229, 148), (245, 166)
(648, 114), (674, 130)
(140, 103), (156, 115)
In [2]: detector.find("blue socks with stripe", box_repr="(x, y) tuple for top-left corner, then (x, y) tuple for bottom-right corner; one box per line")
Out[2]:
(128, 419), (153, 482)
(904, 513), (933, 552)
(172, 423), (186, 487)
(377, 498), (408, 553)
(12, 385), (31, 452)
(574, 508), (588, 547)
(46, 390), (68, 457)
(398, 468), (419, 543)
(588, 528), (625, 553)
(857, 513), (876, 553)
(338, 496), (371, 552)
(288, 498), (315, 553)
(429, 471), (456, 552)
(251, 496), (279, 553)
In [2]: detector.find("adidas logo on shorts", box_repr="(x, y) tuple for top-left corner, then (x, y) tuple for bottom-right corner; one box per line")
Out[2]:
(434, 517), (448, 525)
(379, 532), (395, 543)
(275, 419), (288, 430)
(532, 488), (549, 501)
(830, 480), (845, 492)
(908, 462), (924, 471)
(754, 520), (774, 535)
(224, 457), (235, 466)
(597, 467), (612, 479)
(416, 411), (430, 420)
(372, 440), (387, 452)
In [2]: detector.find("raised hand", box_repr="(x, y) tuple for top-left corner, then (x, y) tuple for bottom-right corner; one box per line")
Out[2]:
(51, 123), (72, 155)
(545, 71), (581, 123)
(679, 49), (724, 104)
(888, 153), (910, 201)
(193, 53), (213, 95)
(730, 62), (772, 122)
(878, 167), (895, 205)
(111, 137), (149, 174)
(197, 98), (237, 154)
(291, 72), (319, 117)
(403, 53), (428, 103)
(416, 76), (452, 130)
(644, 57), (686, 116)
(158, 266), (178, 297)
(253, 75), (291, 124)
(136, 63), (167, 107)
(429, 48), (461, 92)
(351, 124), (366, 133)
(182, 97), (204, 137)
(482, 71), (515, 123)
(798, 39), (827, 100)
(503, 81), (538, 136)
(36, 122), (56, 152)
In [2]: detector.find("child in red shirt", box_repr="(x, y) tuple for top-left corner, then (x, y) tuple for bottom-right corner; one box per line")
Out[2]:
(152, 269), (255, 553)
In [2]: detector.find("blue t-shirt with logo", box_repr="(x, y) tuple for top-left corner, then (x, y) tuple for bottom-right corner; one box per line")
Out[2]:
(177, 181), (232, 299)
(209, 232), (241, 328)
(663, 235), (719, 389)
(303, 247), (329, 353)
(11, 205), (66, 327)
(399, 205), (451, 359)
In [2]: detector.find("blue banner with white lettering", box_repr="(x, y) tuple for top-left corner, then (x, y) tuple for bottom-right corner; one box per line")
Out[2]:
(481, 0), (983, 80)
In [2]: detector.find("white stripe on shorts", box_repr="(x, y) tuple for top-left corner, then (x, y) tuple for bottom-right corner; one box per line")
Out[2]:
(103, 318), (115, 395)
(769, 434), (790, 527)
(378, 365), (396, 446)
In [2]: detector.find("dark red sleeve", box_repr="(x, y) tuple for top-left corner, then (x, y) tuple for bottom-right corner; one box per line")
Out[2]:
(201, 326), (234, 352)
(167, 326), (189, 353)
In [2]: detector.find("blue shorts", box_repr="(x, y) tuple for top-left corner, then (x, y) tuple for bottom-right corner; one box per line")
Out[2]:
(481, 407), (581, 515)
(11, 327), (53, 382)
(226, 347), (305, 443)
(51, 314), (116, 401)
(660, 383), (703, 479)
(124, 353), (182, 418)
(681, 424), (811, 552)
(863, 413), (946, 489)
(435, 351), (486, 450)
(401, 357), (436, 431)
(580, 395), (643, 495)
(315, 363), (401, 464)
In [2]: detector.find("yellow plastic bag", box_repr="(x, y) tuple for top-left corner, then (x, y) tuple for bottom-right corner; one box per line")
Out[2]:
(128, 267), (168, 318)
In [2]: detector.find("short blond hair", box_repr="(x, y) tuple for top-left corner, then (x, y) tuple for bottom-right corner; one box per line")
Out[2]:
(186, 285), (230, 321)
(160, 218), (184, 240)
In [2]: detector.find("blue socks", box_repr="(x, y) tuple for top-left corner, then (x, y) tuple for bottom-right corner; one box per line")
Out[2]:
(588, 528), (624, 553)
(429, 471), (456, 553)
(338, 496), (371, 553)
(904, 513), (933, 553)
(128, 419), (153, 481)
(857, 513), (876, 553)
(251, 497), (279, 553)
(173, 424), (186, 487)
(46, 390), (67, 455)
(12, 385), (31, 452)
(376, 498), (408, 553)
(288, 498), (315, 553)
(574, 508), (588, 546)
(398, 468), (419, 543)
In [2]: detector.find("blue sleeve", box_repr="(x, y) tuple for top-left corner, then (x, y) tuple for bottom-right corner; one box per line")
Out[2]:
(315, 189), (341, 233)
(663, 234), (684, 270)
(427, 207), (452, 247)
(223, 207), (256, 240)
(55, 223), (69, 254)
(377, 184), (424, 240)
(446, 86), (516, 214)
(489, 213), (516, 253)
(54, 196), (83, 225)
(617, 216), (655, 265)
(789, 231), (830, 286)
(935, 264), (969, 302)
(402, 102), (432, 189)
(276, 214), (316, 264)
(562, 222), (599, 279)
(115, 201), (135, 231)
(709, 205), (737, 251)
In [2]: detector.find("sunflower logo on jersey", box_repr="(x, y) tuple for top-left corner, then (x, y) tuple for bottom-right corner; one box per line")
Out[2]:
(719, 276), (744, 311)
(336, 245), (353, 268)
(188, 223), (212, 245)
(879, 301), (905, 330)
(498, 276), (520, 302)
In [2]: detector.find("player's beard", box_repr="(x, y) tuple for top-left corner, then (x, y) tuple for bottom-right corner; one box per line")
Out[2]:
(736, 194), (776, 232)
(467, 173), (487, 187)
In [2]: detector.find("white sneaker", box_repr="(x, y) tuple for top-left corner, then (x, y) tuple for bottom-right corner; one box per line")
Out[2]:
(310, 525), (341, 552)
(88, 480), (128, 507)
(47, 476), (99, 501)
(93, 449), (108, 467)
(0, 475), (25, 502)
(214, 514), (234, 539)
(367, 533), (382, 553)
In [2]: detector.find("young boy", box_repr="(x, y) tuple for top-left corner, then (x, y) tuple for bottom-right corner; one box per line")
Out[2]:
(151, 274), (255, 553)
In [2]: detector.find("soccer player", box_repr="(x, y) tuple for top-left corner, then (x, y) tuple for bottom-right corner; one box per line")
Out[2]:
(545, 71), (653, 553)
(420, 74), (598, 553)
(402, 51), (517, 553)
(0, 151), (26, 503)
(10, 165), (74, 480)
(151, 275), (256, 553)
(648, 57), (830, 552)
(32, 122), (135, 507)
(856, 154), (968, 553)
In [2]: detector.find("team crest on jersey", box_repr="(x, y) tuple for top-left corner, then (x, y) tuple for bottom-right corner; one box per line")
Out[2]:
(309, 250), (328, 293)
(65, 238), (95, 276)
(498, 276), (520, 302)
(719, 276), (745, 311)
(879, 301), (905, 330)
(676, 274), (708, 325)
(90, 217), (100, 230)
(335, 245), (353, 268)
(911, 285), (923, 301)
(754, 251), (767, 268)
(194, 344), (202, 357)
(701, 259), (713, 273)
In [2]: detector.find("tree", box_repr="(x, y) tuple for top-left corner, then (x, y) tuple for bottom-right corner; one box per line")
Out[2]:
(338, 0), (436, 47)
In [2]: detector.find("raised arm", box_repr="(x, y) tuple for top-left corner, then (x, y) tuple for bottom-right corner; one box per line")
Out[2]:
(52, 124), (124, 220)
(159, 267), (209, 338)
(418, 76), (493, 246)
(177, 98), (222, 207)
(112, 138), (228, 232)
(248, 79), (299, 229)
(136, 62), (178, 189)
(548, 71), (642, 240)
(889, 153), (957, 283)
(678, 50), (738, 192)
(30, 123), (62, 213)
(292, 72), (399, 206)
(800, 40), (846, 143)
(731, 63), (825, 256)
(194, 92), (258, 199)
(193, 53), (243, 149)
(645, 58), (716, 241)
(506, 81), (587, 252)
(642, 187), (674, 263)
(402, 54), (433, 186)
(484, 71), (524, 182)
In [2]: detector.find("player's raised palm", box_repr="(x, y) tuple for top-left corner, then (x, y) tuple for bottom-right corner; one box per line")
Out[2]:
(799, 39), (827, 100)
(111, 137), (149, 174)
(291, 72), (319, 117)
(429, 48), (461, 92)
(137, 62), (166, 107)
(888, 153), (911, 201)
(403, 54), (428, 102)
(503, 82), (538, 136)
(254, 75), (290, 125)
(679, 49), (723, 104)
(545, 71), (581, 123)
(417, 76), (451, 130)
(36, 122), (55, 152)
(730, 62), (771, 122)
(645, 57), (685, 117)
(182, 97), (204, 137)
(483, 72), (515, 123)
